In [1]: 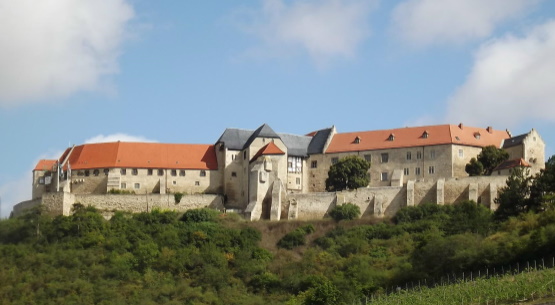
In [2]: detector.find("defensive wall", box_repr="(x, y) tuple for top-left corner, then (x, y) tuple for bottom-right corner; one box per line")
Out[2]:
(13, 175), (509, 219)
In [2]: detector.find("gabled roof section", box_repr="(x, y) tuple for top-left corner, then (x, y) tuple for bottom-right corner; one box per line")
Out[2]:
(251, 142), (285, 161)
(243, 124), (281, 149)
(34, 159), (57, 171)
(278, 133), (311, 157)
(307, 127), (333, 154)
(216, 128), (253, 150)
(493, 158), (531, 171)
(65, 142), (218, 170)
(502, 133), (528, 148)
(326, 124), (511, 153)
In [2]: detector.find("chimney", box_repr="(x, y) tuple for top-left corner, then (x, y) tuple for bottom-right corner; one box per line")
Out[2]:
(458, 123), (463, 130)
(486, 126), (493, 133)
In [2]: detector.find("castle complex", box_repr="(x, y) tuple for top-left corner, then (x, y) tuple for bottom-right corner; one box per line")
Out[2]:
(14, 123), (545, 220)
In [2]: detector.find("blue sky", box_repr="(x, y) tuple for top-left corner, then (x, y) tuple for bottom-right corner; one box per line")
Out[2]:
(1, 0), (555, 217)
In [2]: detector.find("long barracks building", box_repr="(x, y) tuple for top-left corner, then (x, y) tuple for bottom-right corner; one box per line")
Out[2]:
(27, 123), (545, 219)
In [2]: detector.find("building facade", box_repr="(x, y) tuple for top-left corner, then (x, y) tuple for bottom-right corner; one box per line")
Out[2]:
(26, 123), (545, 220)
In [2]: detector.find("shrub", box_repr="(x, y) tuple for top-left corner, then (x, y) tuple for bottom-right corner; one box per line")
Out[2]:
(174, 192), (184, 204)
(329, 203), (360, 221)
(180, 208), (219, 223)
(108, 189), (135, 195)
(277, 225), (316, 249)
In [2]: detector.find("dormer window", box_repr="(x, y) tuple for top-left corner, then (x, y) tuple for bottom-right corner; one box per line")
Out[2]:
(354, 136), (361, 144)
(474, 132), (481, 140)
(387, 133), (395, 141)
(422, 131), (429, 139)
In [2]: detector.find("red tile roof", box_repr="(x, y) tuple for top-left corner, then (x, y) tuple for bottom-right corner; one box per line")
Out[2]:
(493, 158), (531, 171)
(61, 142), (218, 170)
(326, 124), (511, 153)
(251, 142), (285, 161)
(34, 159), (57, 171)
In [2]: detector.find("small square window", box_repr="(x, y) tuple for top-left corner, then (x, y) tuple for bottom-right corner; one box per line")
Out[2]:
(331, 157), (339, 165)
(120, 168), (127, 175)
(381, 153), (389, 163)
(311, 160), (318, 168)
(172, 181), (177, 185)
(85, 170), (90, 177)
(171, 169), (177, 176)
(147, 169), (153, 175)
(132, 168), (138, 175)
(430, 150), (436, 159)
(134, 183), (140, 189)
(243, 151), (247, 160)
(104, 169), (109, 175)
(121, 183), (126, 189)
(231, 172), (237, 177)
(158, 169), (164, 176)
(200, 170), (206, 177)
(179, 170), (186, 176)
(195, 181), (200, 186)
(93, 169), (100, 176)
(381, 172), (388, 181)
(39, 177), (45, 185)
(459, 149), (464, 158)
(364, 154), (371, 162)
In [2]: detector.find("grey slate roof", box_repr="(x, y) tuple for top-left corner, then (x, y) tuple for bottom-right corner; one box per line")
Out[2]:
(277, 133), (312, 157)
(502, 133), (527, 148)
(216, 124), (318, 157)
(307, 128), (333, 154)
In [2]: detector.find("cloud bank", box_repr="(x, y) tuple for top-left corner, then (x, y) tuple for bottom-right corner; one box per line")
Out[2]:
(0, 0), (134, 106)
(391, 0), (540, 46)
(84, 133), (157, 144)
(239, 0), (376, 65)
(446, 19), (555, 127)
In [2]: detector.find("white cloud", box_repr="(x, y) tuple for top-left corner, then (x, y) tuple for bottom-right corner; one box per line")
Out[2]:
(84, 133), (157, 144)
(238, 0), (376, 65)
(445, 19), (555, 128)
(391, 0), (540, 46)
(0, 0), (134, 106)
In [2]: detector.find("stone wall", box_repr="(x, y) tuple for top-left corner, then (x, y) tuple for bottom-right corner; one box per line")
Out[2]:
(11, 199), (41, 217)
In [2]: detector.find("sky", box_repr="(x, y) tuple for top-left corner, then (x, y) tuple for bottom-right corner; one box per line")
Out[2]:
(1, 0), (555, 218)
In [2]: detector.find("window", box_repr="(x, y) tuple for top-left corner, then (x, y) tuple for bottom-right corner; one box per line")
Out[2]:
(406, 152), (412, 160)
(430, 150), (436, 159)
(147, 169), (153, 175)
(381, 172), (388, 181)
(195, 181), (200, 186)
(288, 156), (302, 173)
(85, 170), (90, 177)
(104, 169), (109, 175)
(158, 169), (164, 176)
(331, 157), (339, 165)
(311, 160), (318, 168)
(474, 132), (481, 140)
(179, 170), (185, 176)
(93, 169), (100, 176)
(120, 169), (127, 175)
(132, 168), (138, 175)
(364, 154), (371, 162)
(429, 166), (435, 174)
(459, 149), (464, 158)
(231, 172), (237, 177)
(415, 167), (421, 176)
(172, 181), (177, 185)
(171, 169), (177, 176)
(296, 177), (301, 185)
(134, 183), (140, 189)
(39, 177), (45, 185)
(354, 136), (361, 144)
(416, 151), (422, 159)
(404, 168), (409, 175)
(200, 170), (206, 177)
(388, 133), (395, 141)
(121, 183), (126, 189)
(243, 151), (247, 160)
(381, 153), (389, 163)
(422, 131), (429, 139)
(231, 154), (236, 161)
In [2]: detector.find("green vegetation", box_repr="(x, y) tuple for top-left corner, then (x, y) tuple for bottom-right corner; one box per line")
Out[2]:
(329, 203), (361, 221)
(108, 188), (135, 194)
(174, 192), (184, 203)
(325, 156), (370, 192)
(277, 224), (315, 250)
(465, 145), (509, 176)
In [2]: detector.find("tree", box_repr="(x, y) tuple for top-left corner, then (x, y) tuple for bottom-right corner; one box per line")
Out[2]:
(529, 155), (555, 211)
(494, 166), (532, 221)
(325, 156), (370, 192)
(329, 203), (361, 221)
(465, 145), (509, 176)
